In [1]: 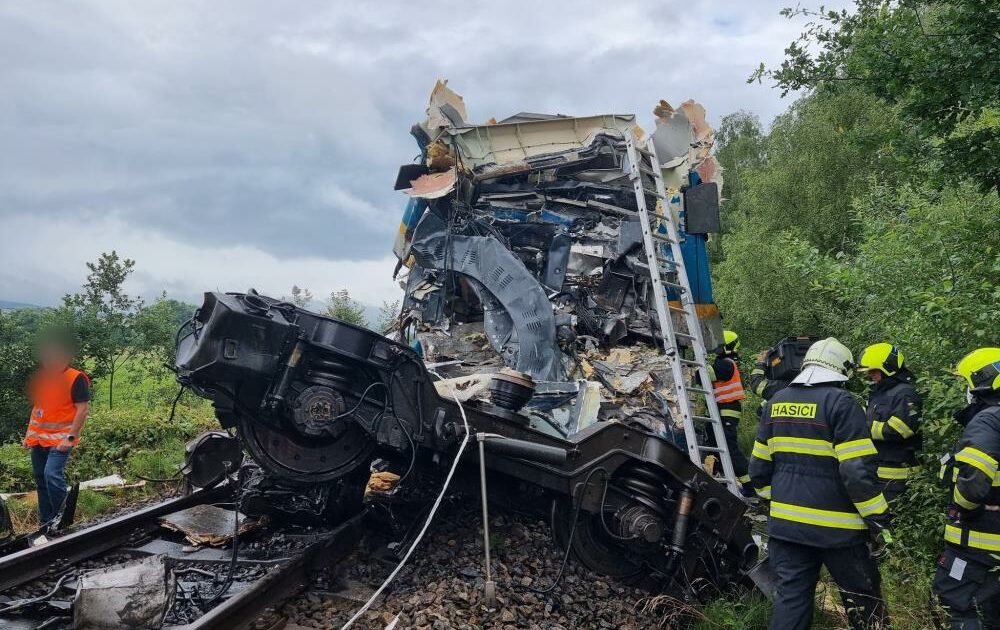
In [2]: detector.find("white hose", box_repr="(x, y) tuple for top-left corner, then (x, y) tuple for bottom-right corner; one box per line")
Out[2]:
(340, 369), (471, 629)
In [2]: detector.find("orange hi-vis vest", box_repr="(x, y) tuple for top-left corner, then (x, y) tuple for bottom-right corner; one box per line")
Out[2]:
(713, 358), (746, 404)
(25, 367), (89, 447)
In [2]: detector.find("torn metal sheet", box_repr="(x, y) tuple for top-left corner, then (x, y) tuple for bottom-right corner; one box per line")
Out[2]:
(424, 79), (468, 134)
(393, 82), (727, 436)
(404, 167), (456, 199)
(73, 555), (176, 630)
(159, 504), (259, 547)
(448, 114), (637, 169)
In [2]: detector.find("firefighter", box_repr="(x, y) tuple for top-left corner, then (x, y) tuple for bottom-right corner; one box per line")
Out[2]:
(22, 335), (90, 525)
(749, 349), (791, 403)
(706, 330), (752, 493)
(932, 347), (1000, 629)
(858, 343), (923, 504)
(750, 338), (891, 630)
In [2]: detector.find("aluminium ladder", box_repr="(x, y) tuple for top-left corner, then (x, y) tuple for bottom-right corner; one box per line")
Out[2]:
(623, 131), (741, 496)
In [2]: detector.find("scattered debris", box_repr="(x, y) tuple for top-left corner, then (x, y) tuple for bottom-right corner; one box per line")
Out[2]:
(170, 82), (755, 612)
(365, 472), (401, 498)
(393, 81), (726, 440)
(73, 555), (176, 629)
(159, 505), (259, 547)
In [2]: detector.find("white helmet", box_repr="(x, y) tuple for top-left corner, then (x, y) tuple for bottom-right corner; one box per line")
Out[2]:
(792, 337), (855, 385)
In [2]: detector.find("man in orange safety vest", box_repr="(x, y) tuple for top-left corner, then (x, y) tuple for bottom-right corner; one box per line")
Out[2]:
(22, 335), (90, 525)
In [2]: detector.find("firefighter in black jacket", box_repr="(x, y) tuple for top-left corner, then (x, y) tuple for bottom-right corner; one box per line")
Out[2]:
(932, 347), (1000, 629)
(749, 350), (791, 402)
(750, 338), (891, 630)
(859, 343), (923, 503)
(706, 330), (752, 491)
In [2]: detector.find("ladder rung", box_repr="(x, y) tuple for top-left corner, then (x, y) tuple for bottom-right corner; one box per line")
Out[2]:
(691, 415), (717, 423)
(685, 386), (712, 395)
(586, 200), (636, 216)
(637, 267), (683, 290)
(627, 136), (741, 497)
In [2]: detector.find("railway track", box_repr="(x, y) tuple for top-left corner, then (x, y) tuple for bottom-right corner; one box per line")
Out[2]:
(0, 485), (365, 630)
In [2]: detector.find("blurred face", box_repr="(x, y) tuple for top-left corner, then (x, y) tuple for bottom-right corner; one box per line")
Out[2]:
(867, 369), (883, 384)
(38, 344), (72, 372)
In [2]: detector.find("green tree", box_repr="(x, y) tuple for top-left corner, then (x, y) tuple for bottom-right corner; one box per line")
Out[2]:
(133, 295), (196, 363)
(711, 88), (899, 352)
(0, 312), (36, 440)
(755, 0), (1000, 192)
(711, 111), (767, 264)
(375, 299), (401, 334)
(325, 289), (367, 327)
(283, 285), (313, 308)
(61, 251), (143, 409)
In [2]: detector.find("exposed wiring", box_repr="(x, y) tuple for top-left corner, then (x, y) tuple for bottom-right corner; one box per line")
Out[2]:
(340, 369), (471, 630)
(524, 466), (605, 595)
(0, 574), (73, 614)
(197, 469), (245, 608)
(332, 381), (388, 420)
(168, 385), (187, 422)
(390, 381), (417, 486)
(595, 469), (640, 542)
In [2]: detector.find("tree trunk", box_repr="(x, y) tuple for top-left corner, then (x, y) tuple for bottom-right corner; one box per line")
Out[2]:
(108, 368), (115, 410)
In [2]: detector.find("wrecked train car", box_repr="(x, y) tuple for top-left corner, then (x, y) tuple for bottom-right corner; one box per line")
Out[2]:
(393, 81), (726, 439)
(175, 82), (757, 594)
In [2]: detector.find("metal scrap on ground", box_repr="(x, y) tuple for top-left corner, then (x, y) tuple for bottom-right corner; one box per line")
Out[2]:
(158, 504), (260, 547)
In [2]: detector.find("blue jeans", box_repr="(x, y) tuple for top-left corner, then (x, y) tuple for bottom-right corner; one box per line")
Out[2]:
(30, 446), (72, 524)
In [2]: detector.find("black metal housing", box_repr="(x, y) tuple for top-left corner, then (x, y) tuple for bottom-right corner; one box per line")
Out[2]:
(176, 291), (758, 590)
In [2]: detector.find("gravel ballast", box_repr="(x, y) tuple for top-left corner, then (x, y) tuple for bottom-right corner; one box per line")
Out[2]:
(278, 501), (659, 630)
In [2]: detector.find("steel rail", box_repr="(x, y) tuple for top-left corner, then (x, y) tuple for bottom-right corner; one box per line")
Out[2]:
(0, 484), (232, 591)
(181, 510), (365, 630)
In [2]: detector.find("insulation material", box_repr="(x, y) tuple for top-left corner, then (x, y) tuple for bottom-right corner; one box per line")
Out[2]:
(404, 167), (456, 199)
(158, 504), (259, 547)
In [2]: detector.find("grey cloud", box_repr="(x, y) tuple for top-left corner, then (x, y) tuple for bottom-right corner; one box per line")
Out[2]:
(0, 0), (851, 303)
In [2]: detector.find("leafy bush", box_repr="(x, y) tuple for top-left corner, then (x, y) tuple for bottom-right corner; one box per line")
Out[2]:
(0, 399), (217, 492)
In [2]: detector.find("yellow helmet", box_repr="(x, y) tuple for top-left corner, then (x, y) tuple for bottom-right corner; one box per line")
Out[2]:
(955, 347), (1000, 394)
(722, 330), (740, 354)
(858, 343), (904, 376)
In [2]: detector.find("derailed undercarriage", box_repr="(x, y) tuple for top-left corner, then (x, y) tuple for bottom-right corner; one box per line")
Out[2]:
(176, 292), (756, 594)
(175, 82), (759, 600)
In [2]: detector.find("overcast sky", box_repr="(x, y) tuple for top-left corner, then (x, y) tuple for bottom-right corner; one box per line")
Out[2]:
(0, 0), (850, 309)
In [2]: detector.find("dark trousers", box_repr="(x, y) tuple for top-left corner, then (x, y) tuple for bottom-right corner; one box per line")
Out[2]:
(933, 547), (1000, 630)
(708, 405), (749, 479)
(722, 416), (750, 479)
(30, 446), (71, 524)
(880, 478), (908, 505)
(769, 538), (888, 630)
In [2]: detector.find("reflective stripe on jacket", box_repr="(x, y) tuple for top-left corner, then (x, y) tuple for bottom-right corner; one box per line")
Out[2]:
(25, 367), (88, 448)
(866, 375), (922, 480)
(712, 357), (746, 404)
(749, 383), (888, 547)
(942, 402), (1000, 563)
